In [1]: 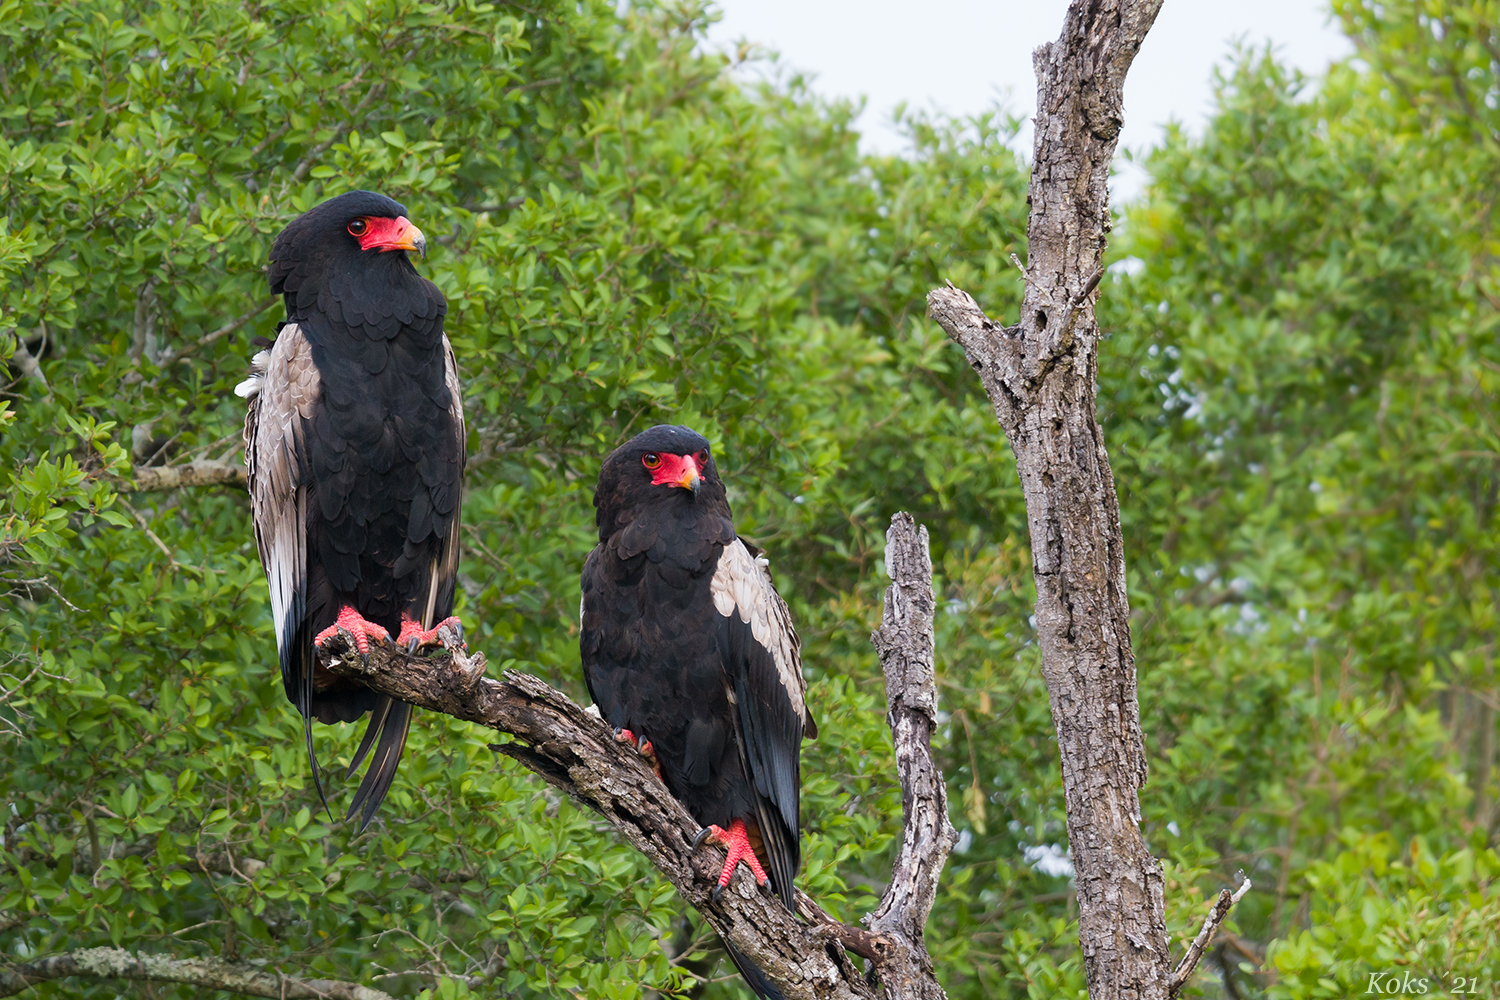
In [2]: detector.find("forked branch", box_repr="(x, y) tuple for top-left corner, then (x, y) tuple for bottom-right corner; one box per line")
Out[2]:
(927, 1), (1186, 998)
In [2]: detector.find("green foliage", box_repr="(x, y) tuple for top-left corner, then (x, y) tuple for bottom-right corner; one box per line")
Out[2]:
(1267, 833), (1500, 998)
(2, 0), (1498, 998)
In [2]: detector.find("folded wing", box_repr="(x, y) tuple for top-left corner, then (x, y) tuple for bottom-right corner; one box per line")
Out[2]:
(710, 538), (817, 905)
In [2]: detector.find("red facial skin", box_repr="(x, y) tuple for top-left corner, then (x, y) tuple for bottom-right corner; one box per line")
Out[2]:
(350, 215), (425, 254)
(645, 451), (704, 491)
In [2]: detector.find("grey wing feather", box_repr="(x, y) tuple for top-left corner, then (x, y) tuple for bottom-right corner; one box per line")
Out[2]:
(421, 336), (466, 629)
(711, 537), (815, 905)
(241, 324), (320, 666)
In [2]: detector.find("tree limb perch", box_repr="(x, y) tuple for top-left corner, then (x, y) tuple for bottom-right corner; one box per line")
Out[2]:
(303, 513), (949, 1000)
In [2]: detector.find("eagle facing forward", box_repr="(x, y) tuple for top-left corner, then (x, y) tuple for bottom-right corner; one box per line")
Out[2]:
(239, 190), (465, 829)
(581, 425), (816, 1000)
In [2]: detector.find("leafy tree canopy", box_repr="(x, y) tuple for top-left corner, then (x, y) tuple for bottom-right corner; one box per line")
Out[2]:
(1, 0), (1495, 997)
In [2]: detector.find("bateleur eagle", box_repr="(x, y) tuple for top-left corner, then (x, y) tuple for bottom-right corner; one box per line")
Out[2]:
(238, 190), (465, 829)
(580, 425), (816, 999)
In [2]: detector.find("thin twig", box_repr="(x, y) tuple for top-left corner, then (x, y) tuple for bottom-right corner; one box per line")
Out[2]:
(117, 498), (197, 575)
(155, 296), (277, 370)
(289, 82), (389, 184)
(6, 332), (51, 398)
(188, 297), (277, 353)
(1170, 877), (1252, 995)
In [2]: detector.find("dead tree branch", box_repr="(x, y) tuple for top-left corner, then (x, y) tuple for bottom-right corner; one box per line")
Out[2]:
(1170, 877), (1252, 996)
(867, 514), (955, 1000)
(0, 947), (396, 999)
(125, 460), (247, 491)
(926, 1), (1169, 998)
(311, 514), (950, 1000)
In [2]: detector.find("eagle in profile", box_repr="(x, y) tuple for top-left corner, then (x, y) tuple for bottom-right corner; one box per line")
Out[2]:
(581, 425), (816, 999)
(238, 190), (465, 829)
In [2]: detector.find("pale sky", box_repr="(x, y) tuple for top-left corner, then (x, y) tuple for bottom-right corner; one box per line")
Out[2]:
(705, 1), (1354, 197)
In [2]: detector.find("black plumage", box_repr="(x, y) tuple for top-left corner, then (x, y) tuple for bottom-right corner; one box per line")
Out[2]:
(581, 425), (816, 999)
(239, 190), (465, 829)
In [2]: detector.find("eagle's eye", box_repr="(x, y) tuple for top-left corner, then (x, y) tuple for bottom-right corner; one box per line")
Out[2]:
(347, 219), (368, 236)
(641, 453), (661, 470)
(696, 449), (709, 466)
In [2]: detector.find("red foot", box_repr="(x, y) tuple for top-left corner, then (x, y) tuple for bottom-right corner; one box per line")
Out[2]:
(315, 606), (390, 656)
(396, 615), (463, 648)
(697, 819), (769, 893)
(614, 729), (662, 779)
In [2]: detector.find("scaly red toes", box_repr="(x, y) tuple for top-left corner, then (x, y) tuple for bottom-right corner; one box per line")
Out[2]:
(396, 615), (464, 649)
(314, 606), (390, 656)
(614, 729), (664, 780)
(697, 818), (769, 894)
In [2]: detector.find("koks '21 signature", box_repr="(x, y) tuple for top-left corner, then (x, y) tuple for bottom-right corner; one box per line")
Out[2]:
(1365, 972), (1487, 994)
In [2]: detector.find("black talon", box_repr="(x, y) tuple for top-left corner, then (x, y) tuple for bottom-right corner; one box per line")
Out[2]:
(406, 637), (421, 655)
(692, 826), (714, 849)
(712, 882), (726, 901)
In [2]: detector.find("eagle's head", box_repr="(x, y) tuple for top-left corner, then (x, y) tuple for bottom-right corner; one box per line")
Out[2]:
(267, 190), (428, 307)
(592, 425), (727, 538)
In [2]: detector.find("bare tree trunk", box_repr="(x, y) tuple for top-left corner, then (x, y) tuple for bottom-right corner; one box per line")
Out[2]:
(925, 2), (1189, 998)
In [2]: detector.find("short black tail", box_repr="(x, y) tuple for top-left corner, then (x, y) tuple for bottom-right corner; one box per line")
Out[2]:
(345, 696), (414, 831)
(723, 939), (787, 1000)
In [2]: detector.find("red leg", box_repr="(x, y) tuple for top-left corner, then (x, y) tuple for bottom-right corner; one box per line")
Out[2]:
(314, 606), (390, 656)
(396, 615), (464, 649)
(695, 819), (769, 895)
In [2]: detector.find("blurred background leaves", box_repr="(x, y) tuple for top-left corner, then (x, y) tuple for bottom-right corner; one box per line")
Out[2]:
(1, 0), (1496, 997)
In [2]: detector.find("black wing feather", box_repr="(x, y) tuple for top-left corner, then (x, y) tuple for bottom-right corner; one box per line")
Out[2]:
(724, 613), (803, 905)
(713, 539), (813, 908)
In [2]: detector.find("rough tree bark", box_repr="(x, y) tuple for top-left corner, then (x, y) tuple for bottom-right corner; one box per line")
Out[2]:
(926, 1), (1242, 998)
(287, 513), (950, 1000)
(126, 460), (247, 491)
(0, 947), (395, 999)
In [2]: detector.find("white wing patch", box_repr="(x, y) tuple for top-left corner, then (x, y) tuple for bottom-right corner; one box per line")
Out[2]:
(710, 538), (807, 724)
(234, 348), (271, 399)
(243, 323), (319, 655)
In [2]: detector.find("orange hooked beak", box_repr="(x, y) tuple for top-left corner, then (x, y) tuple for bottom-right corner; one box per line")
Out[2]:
(675, 463), (701, 494)
(383, 216), (427, 257)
